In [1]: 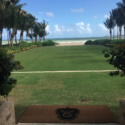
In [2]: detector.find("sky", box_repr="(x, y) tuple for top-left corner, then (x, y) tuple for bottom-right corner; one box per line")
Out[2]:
(2, 0), (123, 39)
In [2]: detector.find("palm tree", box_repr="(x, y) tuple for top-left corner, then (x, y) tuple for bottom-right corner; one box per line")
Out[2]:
(32, 22), (40, 42)
(110, 9), (118, 40)
(117, 0), (125, 41)
(0, 0), (9, 48)
(0, 0), (27, 48)
(9, 5), (20, 48)
(111, 8), (121, 40)
(41, 20), (48, 42)
(104, 15), (115, 40)
(37, 21), (49, 42)
(115, 8), (124, 40)
(25, 13), (37, 43)
(28, 33), (33, 42)
(18, 13), (27, 44)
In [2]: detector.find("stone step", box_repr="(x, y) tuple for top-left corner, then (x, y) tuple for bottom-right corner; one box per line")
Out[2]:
(12, 123), (123, 125)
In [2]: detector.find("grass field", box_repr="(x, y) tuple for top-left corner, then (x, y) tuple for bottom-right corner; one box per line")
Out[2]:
(0, 45), (124, 124)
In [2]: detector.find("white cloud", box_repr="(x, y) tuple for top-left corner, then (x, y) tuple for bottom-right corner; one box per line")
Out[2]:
(86, 23), (92, 33)
(46, 25), (52, 34)
(94, 15), (98, 19)
(104, 15), (109, 19)
(71, 8), (84, 12)
(67, 28), (73, 32)
(54, 25), (61, 34)
(76, 22), (92, 34)
(46, 12), (55, 17)
(99, 24), (108, 32)
(76, 22), (85, 34)
(53, 25), (74, 34)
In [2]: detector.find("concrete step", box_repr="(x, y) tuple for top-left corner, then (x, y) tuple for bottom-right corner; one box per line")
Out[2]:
(12, 123), (123, 125)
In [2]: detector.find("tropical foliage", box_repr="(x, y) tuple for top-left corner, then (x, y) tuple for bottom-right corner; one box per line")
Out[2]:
(0, 0), (49, 49)
(104, 0), (125, 41)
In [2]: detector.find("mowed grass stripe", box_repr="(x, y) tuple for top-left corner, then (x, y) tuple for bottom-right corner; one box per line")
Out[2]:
(13, 45), (119, 72)
(1, 45), (123, 124)
(4, 72), (125, 124)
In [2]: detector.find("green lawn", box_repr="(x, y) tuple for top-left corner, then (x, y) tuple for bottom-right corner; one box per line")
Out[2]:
(13, 45), (119, 72)
(0, 45), (124, 124)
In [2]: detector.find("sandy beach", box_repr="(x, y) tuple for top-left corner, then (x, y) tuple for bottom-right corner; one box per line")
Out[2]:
(56, 42), (85, 46)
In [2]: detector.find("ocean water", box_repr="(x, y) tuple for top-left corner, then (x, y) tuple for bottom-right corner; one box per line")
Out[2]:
(2, 36), (124, 45)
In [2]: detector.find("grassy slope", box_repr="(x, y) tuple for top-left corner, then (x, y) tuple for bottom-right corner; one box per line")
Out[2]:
(13, 45), (119, 72)
(0, 45), (124, 124)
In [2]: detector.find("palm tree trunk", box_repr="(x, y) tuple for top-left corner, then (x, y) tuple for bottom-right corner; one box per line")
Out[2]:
(124, 24), (125, 42)
(110, 29), (112, 40)
(0, 26), (3, 48)
(20, 30), (23, 43)
(119, 26), (122, 40)
(35, 34), (37, 42)
(113, 22), (114, 40)
(31, 29), (33, 43)
(43, 30), (45, 42)
(117, 25), (118, 40)
(10, 31), (15, 49)
(43, 35), (45, 42)
(15, 31), (18, 47)
(21, 32), (23, 43)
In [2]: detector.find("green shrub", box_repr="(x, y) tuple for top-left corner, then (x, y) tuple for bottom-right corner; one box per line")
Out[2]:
(7, 50), (14, 54)
(102, 43), (125, 77)
(109, 39), (125, 44)
(27, 47), (30, 50)
(0, 48), (24, 100)
(33, 42), (42, 47)
(42, 40), (55, 46)
(85, 40), (94, 45)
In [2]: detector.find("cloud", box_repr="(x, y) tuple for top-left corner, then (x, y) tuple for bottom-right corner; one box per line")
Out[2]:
(71, 8), (84, 12)
(86, 23), (92, 33)
(67, 28), (73, 32)
(54, 25), (61, 34)
(76, 22), (85, 34)
(99, 24), (108, 32)
(46, 12), (55, 17)
(104, 15), (109, 19)
(53, 25), (74, 34)
(76, 22), (92, 34)
(46, 25), (52, 34)
(94, 15), (98, 19)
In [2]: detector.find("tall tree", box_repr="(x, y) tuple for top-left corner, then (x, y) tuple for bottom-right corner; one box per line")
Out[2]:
(109, 9), (117, 40)
(32, 22), (40, 42)
(115, 8), (124, 40)
(25, 13), (36, 43)
(0, 0), (9, 48)
(117, 0), (125, 41)
(104, 16), (115, 40)
(41, 20), (48, 42)
(111, 8), (121, 40)
(18, 13), (27, 44)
